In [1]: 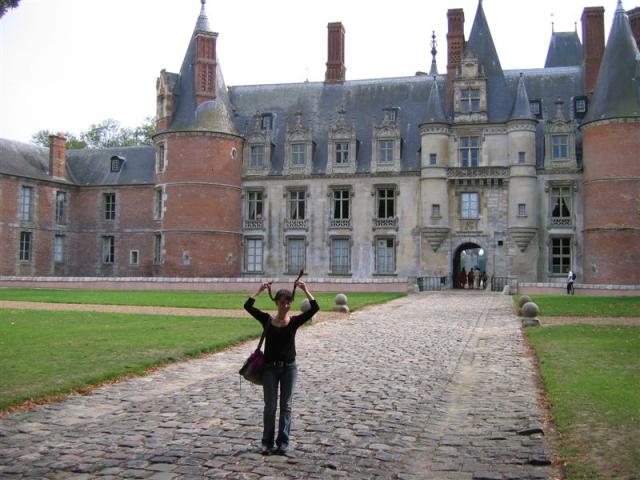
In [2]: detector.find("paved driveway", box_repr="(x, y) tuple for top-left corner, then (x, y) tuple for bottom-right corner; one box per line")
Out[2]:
(0, 293), (553, 479)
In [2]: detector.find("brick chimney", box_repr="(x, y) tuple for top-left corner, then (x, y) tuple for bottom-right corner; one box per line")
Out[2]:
(582, 6), (605, 97)
(49, 134), (66, 178)
(447, 8), (465, 109)
(629, 7), (640, 49)
(194, 31), (218, 105)
(325, 22), (346, 84)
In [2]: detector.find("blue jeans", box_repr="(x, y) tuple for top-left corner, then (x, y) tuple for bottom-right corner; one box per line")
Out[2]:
(262, 363), (297, 448)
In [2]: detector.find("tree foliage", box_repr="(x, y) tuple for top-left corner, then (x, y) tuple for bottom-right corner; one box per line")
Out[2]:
(31, 117), (155, 150)
(0, 0), (21, 18)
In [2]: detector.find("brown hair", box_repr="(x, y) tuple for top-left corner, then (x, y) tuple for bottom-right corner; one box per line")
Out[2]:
(274, 289), (293, 303)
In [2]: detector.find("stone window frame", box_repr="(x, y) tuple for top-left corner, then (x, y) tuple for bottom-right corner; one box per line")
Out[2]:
(453, 55), (488, 123)
(458, 135), (481, 167)
(244, 113), (273, 176)
(284, 112), (314, 176)
(287, 188), (307, 221)
(371, 183), (399, 230)
(156, 140), (168, 174)
(244, 236), (265, 274)
(549, 235), (573, 275)
(285, 236), (307, 275)
(374, 235), (397, 275)
(544, 100), (576, 168)
(372, 109), (402, 174)
(328, 185), (354, 229)
(329, 236), (352, 275)
(154, 186), (165, 220)
(19, 230), (33, 262)
(103, 192), (117, 222)
(243, 188), (266, 230)
(460, 88), (481, 113)
(102, 235), (115, 264)
(129, 249), (140, 266)
(53, 234), (65, 264)
(429, 153), (438, 166)
(460, 192), (480, 219)
(431, 203), (441, 219)
(55, 190), (68, 225)
(517, 151), (526, 164)
(154, 232), (164, 265)
(327, 109), (357, 175)
(546, 180), (575, 227)
(19, 185), (34, 223)
(517, 203), (527, 217)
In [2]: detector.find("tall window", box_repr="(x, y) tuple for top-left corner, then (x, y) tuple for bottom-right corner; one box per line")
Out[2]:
(102, 236), (115, 264)
(552, 135), (569, 159)
(331, 238), (350, 274)
(335, 142), (350, 164)
(154, 188), (164, 220)
(333, 189), (350, 220)
(460, 136), (479, 167)
(154, 234), (163, 264)
(375, 238), (395, 274)
(551, 237), (571, 274)
(551, 186), (572, 224)
(261, 114), (273, 130)
(289, 190), (305, 220)
(247, 191), (263, 221)
(518, 151), (526, 164)
(103, 193), (116, 221)
(130, 250), (139, 265)
(286, 238), (305, 274)
(431, 204), (441, 218)
(291, 143), (305, 166)
(157, 143), (166, 172)
(376, 188), (395, 219)
(53, 235), (65, 263)
(245, 238), (263, 273)
(19, 232), (32, 261)
(461, 88), (480, 113)
(20, 186), (33, 221)
(55, 191), (67, 224)
(461, 192), (479, 219)
(518, 203), (527, 216)
(250, 145), (265, 168)
(378, 140), (394, 163)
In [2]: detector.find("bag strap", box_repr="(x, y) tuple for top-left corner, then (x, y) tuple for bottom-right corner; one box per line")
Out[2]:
(256, 317), (270, 352)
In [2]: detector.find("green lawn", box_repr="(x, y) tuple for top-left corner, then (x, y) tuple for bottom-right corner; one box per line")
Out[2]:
(0, 288), (404, 312)
(516, 295), (640, 317)
(0, 309), (259, 410)
(526, 325), (640, 479)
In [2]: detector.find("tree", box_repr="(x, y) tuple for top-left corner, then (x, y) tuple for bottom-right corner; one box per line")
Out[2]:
(0, 0), (21, 18)
(31, 117), (155, 150)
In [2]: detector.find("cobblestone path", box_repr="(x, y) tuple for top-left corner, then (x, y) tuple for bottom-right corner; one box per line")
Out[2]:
(0, 293), (553, 479)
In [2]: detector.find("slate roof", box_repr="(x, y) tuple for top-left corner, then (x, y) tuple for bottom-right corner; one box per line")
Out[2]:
(0, 139), (64, 182)
(584, 2), (640, 123)
(464, 0), (513, 123)
(544, 32), (583, 68)
(65, 146), (155, 186)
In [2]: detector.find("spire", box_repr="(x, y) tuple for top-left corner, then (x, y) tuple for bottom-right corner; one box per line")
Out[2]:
(465, 0), (512, 122)
(424, 77), (448, 124)
(510, 73), (535, 120)
(584, 0), (640, 123)
(195, 0), (211, 32)
(429, 31), (438, 75)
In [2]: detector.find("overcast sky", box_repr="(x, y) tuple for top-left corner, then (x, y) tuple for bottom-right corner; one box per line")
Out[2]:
(0, 0), (619, 144)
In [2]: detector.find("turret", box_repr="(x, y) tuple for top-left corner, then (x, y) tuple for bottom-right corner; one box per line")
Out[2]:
(581, 0), (640, 284)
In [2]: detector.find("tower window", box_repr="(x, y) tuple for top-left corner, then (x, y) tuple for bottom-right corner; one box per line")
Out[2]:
(518, 152), (526, 164)
(429, 153), (437, 165)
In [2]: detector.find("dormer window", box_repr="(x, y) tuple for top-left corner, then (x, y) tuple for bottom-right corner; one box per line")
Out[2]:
(530, 100), (542, 118)
(261, 113), (273, 130)
(574, 96), (588, 118)
(384, 107), (398, 123)
(461, 88), (480, 113)
(551, 135), (569, 160)
(251, 145), (265, 168)
(110, 156), (124, 173)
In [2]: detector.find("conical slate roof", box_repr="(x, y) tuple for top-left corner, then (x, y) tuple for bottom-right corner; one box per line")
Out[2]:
(423, 77), (448, 124)
(510, 73), (536, 120)
(584, 1), (640, 123)
(165, 3), (238, 135)
(544, 31), (583, 68)
(465, 0), (513, 123)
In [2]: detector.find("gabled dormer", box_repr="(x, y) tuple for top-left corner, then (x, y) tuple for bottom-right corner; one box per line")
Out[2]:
(155, 70), (179, 131)
(544, 98), (577, 170)
(244, 112), (273, 176)
(284, 112), (314, 176)
(453, 53), (488, 124)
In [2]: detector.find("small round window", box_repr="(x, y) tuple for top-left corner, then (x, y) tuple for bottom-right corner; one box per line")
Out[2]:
(231, 147), (237, 160)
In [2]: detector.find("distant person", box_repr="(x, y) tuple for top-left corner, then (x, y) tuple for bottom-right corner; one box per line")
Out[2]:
(468, 269), (475, 289)
(244, 280), (319, 456)
(459, 268), (467, 289)
(474, 268), (480, 289)
(567, 270), (576, 295)
(481, 271), (487, 289)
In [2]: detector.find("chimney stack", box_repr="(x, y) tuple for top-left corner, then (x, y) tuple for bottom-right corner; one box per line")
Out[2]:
(628, 7), (640, 49)
(446, 9), (465, 109)
(325, 22), (346, 84)
(49, 134), (66, 178)
(194, 32), (218, 105)
(581, 6), (605, 97)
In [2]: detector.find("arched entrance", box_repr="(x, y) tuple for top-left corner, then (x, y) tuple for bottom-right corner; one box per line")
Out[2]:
(453, 242), (487, 289)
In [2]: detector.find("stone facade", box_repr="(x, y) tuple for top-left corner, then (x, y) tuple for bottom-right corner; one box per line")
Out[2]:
(1, 1), (638, 285)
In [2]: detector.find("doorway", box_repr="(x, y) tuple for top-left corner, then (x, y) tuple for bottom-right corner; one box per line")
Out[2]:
(453, 242), (487, 289)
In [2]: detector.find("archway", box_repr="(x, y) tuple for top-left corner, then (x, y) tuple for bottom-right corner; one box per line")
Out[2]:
(453, 242), (487, 289)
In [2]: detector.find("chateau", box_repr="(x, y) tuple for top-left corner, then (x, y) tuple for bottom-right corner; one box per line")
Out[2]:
(1, 1), (639, 288)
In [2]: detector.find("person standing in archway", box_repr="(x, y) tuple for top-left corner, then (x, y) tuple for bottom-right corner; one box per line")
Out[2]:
(458, 268), (467, 289)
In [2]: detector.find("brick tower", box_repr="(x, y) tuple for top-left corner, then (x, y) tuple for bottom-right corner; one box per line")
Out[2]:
(152, 0), (243, 276)
(581, 1), (640, 284)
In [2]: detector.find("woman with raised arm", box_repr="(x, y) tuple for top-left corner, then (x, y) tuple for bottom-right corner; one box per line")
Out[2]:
(243, 279), (319, 456)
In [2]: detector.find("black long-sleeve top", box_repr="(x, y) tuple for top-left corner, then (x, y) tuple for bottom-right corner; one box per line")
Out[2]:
(243, 297), (320, 363)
